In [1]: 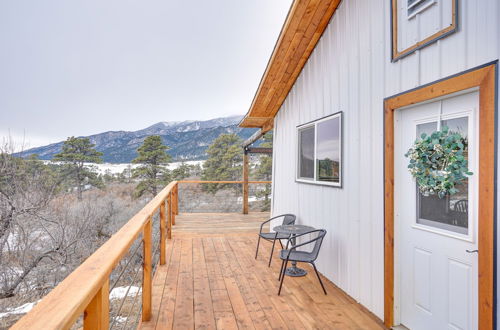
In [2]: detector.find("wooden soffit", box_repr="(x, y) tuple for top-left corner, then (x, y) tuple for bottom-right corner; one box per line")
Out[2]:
(239, 0), (341, 131)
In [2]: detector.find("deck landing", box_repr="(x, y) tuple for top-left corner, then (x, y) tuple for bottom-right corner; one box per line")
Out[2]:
(140, 213), (385, 329)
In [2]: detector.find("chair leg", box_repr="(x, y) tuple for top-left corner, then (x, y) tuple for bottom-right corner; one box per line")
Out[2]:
(278, 240), (284, 249)
(255, 236), (261, 259)
(278, 259), (285, 281)
(268, 239), (277, 267)
(278, 259), (289, 295)
(312, 262), (327, 295)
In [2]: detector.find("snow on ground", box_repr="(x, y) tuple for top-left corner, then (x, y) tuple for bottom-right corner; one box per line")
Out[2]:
(113, 316), (128, 323)
(43, 160), (205, 175)
(0, 286), (141, 319)
(109, 286), (141, 300)
(0, 301), (40, 319)
(237, 196), (265, 203)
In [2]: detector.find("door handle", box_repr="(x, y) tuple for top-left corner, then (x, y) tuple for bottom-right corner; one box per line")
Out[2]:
(466, 249), (478, 253)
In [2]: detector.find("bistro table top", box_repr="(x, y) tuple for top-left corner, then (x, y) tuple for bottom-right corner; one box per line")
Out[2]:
(273, 224), (316, 235)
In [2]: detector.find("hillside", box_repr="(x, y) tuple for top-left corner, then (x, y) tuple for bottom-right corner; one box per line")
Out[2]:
(18, 116), (257, 163)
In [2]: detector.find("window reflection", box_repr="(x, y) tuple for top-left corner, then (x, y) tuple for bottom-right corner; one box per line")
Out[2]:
(316, 117), (341, 183)
(299, 127), (315, 179)
(415, 117), (469, 235)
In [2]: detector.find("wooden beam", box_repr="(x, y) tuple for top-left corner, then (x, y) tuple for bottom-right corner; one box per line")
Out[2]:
(173, 184), (179, 215)
(246, 147), (273, 154)
(178, 180), (272, 184)
(167, 193), (172, 240)
(160, 200), (166, 265)
(83, 280), (109, 330)
(142, 217), (152, 322)
(242, 153), (249, 215)
(242, 129), (265, 148)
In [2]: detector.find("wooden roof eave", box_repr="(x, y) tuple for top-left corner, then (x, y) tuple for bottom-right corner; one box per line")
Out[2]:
(239, 0), (341, 132)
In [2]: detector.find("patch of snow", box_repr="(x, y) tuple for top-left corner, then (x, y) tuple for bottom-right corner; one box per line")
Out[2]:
(0, 301), (40, 319)
(237, 196), (263, 203)
(42, 160), (205, 175)
(161, 121), (182, 127)
(109, 286), (141, 300)
(113, 316), (128, 323)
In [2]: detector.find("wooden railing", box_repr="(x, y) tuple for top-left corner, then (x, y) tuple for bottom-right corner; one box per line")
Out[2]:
(12, 180), (271, 329)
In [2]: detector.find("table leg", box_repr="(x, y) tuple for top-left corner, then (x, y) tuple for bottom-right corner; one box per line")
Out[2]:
(284, 234), (307, 277)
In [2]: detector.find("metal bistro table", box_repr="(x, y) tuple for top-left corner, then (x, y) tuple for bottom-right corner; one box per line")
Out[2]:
(273, 224), (315, 277)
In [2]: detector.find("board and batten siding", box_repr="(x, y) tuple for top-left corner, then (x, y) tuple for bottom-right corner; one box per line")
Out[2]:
(270, 0), (500, 320)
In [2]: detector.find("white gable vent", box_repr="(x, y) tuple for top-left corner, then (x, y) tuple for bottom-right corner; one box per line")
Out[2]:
(407, 0), (436, 19)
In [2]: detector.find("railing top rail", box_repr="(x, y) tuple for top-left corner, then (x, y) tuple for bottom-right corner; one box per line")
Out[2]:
(13, 179), (272, 329)
(179, 180), (272, 184)
(12, 181), (178, 329)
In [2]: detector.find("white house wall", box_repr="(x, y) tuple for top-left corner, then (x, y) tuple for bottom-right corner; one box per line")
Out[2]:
(270, 0), (500, 320)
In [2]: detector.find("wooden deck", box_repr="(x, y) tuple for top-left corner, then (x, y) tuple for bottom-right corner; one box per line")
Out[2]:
(140, 213), (385, 329)
(171, 212), (270, 235)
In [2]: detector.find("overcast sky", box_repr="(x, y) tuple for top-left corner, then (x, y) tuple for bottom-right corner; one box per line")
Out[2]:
(0, 0), (291, 148)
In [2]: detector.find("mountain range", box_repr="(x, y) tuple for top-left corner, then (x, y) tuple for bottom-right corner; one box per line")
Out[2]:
(18, 115), (257, 163)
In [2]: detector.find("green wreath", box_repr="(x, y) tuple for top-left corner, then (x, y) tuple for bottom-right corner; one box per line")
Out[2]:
(404, 126), (472, 198)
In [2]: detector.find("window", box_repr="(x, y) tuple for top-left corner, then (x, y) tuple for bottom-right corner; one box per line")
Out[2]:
(297, 112), (342, 187)
(415, 116), (471, 236)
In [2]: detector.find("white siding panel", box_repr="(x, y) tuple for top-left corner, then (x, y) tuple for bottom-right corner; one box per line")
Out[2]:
(270, 0), (499, 320)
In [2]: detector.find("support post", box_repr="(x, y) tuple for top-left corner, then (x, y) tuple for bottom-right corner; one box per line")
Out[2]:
(167, 193), (172, 239)
(142, 217), (152, 321)
(84, 279), (109, 330)
(174, 183), (179, 215)
(243, 150), (249, 214)
(171, 189), (176, 226)
(160, 200), (166, 265)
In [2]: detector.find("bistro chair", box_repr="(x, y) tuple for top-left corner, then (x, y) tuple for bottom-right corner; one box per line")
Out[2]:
(278, 229), (327, 295)
(454, 199), (468, 213)
(255, 214), (296, 267)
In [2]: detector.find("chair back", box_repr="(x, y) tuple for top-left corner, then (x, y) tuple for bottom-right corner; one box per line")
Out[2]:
(281, 214), (296, 226)
(454, 199), (468, 213)
(310, 229), (327, 261)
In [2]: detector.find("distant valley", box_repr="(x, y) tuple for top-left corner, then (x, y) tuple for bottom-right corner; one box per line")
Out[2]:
(18, 115), (257, 163)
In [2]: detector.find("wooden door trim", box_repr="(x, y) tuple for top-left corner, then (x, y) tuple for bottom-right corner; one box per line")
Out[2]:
(383, 61), (498, 329)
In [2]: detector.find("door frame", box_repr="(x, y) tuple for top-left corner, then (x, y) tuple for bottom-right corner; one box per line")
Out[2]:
(383, 61), (498, 329)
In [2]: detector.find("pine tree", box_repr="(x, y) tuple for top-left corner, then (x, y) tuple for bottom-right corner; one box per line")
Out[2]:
(132, 135), (171, 197)
(202, 133), (243, 193)
(53, 137), (103, 200)
(171, 162), (193, 181)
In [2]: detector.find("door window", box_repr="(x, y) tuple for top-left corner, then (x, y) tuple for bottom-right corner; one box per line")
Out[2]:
(415, 117), (469, 235)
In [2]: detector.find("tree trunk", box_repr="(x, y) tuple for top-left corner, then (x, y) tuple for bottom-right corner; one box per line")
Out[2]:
(0, 252), (53, 299)
(76, 167), (83, 200)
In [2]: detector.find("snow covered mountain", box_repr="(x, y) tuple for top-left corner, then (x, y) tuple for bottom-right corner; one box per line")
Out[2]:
(18, 115), (256, 163)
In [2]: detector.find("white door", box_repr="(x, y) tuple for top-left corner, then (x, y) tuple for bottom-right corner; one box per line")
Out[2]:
(394, 91), (479, 330)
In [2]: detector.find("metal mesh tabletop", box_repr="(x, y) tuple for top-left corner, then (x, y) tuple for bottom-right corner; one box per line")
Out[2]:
(273, 224), (315, 235)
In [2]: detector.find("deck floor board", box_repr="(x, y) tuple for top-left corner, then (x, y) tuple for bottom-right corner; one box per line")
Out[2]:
(139, 213), (385, 330)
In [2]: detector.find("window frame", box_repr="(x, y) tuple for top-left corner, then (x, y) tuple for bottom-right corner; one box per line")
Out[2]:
(295, 111), (343, 188)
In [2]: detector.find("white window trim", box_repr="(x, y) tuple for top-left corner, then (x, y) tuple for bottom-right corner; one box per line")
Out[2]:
(296, 112), (342, 188)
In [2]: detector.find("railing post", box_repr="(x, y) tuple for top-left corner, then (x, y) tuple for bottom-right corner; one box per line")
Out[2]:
(167, 192), (172, 239)
(171, 188), (176, 226)
(174, 183), (179, 215)
(243, 151), (249, 214)
(160, 200), (166, 265)
(84, 279), (109, 330)
(142, 217), (152, 321)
